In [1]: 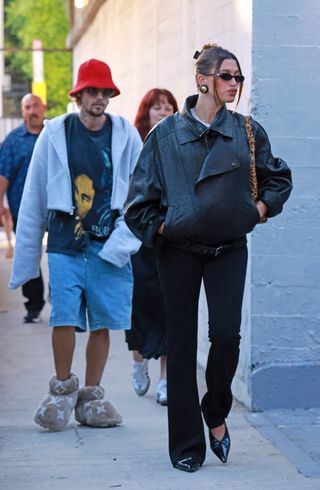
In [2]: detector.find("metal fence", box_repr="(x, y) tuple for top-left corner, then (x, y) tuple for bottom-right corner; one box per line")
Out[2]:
(0, 118), (22, 144)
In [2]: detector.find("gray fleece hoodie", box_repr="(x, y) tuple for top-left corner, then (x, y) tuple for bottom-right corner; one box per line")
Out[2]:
(9, 112), (142, 289)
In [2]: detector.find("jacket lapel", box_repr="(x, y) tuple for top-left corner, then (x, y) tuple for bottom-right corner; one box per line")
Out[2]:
(196, 136), (240, 184)
(47, 116), (70, 172)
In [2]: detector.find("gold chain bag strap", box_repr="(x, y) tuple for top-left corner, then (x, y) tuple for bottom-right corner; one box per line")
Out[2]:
(245, 115), (267, 224)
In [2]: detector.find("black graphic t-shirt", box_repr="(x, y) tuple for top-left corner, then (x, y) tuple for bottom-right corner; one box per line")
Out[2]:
(47, 114), (117, 255)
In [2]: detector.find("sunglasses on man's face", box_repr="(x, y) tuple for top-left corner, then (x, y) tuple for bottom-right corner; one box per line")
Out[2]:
(216, 73), (245, 83)
(84, 87), (114, 97)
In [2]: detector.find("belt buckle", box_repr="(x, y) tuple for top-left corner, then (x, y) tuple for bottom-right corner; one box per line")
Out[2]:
(214, 245), (224, 258)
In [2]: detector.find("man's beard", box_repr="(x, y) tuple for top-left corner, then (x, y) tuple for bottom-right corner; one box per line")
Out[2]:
(27, 115), (43, 129)
(87, 103), (108, 117)
(87, 109), (105, 117)
(27, 115), (40, 124)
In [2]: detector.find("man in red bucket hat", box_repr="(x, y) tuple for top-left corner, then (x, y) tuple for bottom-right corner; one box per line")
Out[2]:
(9, 59), (142, 431)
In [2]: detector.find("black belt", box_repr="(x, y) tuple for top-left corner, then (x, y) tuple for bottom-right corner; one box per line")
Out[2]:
(156, 236), (247, 258)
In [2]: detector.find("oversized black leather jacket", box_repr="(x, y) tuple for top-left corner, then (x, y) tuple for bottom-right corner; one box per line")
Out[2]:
(125, 95), (292, 247)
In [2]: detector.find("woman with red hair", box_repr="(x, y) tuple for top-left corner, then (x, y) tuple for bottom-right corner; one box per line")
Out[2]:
(134, 88), (178, 141)
(126, 88), (178, 406)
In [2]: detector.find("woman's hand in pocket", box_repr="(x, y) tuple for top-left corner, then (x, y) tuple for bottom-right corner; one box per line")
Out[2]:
(157, 222), (164, 235)
(256, 200), (268, 220)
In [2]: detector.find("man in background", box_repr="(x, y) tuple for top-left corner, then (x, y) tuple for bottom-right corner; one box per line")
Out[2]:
(9, 60), (142, 431)
(0, 93), (46, 322)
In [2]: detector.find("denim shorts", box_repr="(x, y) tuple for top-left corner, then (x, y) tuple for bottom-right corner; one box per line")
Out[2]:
(47, 241), (133, 332)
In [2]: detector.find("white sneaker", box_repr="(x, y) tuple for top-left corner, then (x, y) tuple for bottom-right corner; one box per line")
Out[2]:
(132, 359), (150, 396)
(156, 378), (167, 406)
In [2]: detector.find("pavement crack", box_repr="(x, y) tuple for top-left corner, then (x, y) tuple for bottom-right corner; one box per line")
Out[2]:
(72, 423), (84, 447)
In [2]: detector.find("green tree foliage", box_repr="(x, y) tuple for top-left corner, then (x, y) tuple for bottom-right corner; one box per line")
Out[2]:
(5, 0), (72, 117)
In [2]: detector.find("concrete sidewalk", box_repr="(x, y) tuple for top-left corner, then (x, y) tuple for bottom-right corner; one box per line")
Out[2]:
(0, 239), (319, 490)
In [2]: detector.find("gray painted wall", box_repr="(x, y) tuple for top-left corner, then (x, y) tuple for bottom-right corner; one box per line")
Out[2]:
(70, 0), (320, 411)
(250, 0), (320, 408)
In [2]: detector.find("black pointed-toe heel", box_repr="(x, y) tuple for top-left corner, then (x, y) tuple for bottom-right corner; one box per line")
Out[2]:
(173, 456), (201, 473)
(209, 424), (231, 463)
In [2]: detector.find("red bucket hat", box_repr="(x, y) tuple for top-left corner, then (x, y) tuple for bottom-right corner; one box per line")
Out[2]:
(69, 59), (120, 97)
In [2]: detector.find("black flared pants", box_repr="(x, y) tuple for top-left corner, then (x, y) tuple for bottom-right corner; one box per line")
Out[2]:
(156, 243), (248, 466)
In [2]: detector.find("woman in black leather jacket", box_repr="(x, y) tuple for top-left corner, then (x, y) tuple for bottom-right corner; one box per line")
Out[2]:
(125, 43), (292, 473)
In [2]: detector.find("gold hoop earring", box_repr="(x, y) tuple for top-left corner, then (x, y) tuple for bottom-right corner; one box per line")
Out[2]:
(199, 84), (209, 94)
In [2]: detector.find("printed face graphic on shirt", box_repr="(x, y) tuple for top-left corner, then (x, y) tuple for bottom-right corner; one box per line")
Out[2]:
(74, 174), (95, 238)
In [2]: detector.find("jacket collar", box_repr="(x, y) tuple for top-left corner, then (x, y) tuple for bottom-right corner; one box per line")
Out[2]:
(176, 95), (234, 144)
(109, 113), (129, 177)
(45, 114), (70, 171)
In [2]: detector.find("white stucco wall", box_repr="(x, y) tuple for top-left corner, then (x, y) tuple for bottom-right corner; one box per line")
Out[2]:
(72, 0), (253, 405)
(72, 0), (253, 119)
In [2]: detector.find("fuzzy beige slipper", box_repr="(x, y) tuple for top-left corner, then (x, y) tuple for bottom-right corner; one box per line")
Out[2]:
(34, 374), (79, 431)
(75, 385), (122, 427)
